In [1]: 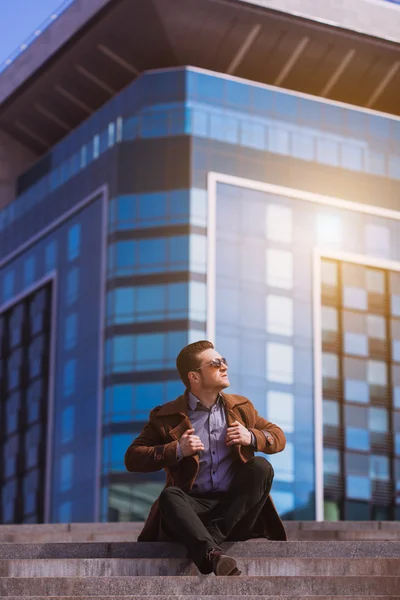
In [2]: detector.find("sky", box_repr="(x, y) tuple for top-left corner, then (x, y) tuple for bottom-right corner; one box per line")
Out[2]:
(0, 0), (64, 64)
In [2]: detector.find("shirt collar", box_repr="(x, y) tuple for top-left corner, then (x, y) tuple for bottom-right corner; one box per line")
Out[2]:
(188, 391), (221, 411)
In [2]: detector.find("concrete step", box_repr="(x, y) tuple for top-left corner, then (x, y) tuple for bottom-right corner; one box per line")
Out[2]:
(1, 557), (400, 577)
(1, 597), (399, 600)
(1, 530), (400, 543)
(1, 541), (400, 560)
(0, 521), (399, 534)
(0, 575), (399, 596)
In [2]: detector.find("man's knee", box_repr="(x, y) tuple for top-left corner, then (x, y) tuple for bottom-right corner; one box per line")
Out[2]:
(159, 486), (185, 512)
(251, 456), (274, 481)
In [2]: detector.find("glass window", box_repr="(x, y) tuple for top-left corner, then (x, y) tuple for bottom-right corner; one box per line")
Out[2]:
(321, 306), (338, 332)
(344, 331), (368, 357)
(266, 391), (294, 432)
(64, 313), (78, 350)
(139, 192), (167, 224)
(115, 384), (135, 416)
(271, 490), (295, 515)
(68, 224), (81, 261)
(316, 214), (342, 245)
(59, 501), (72, 523)
(390, 273), (400, 316)
(3, 270), (15, 301)
(108, 122), (115, 147)
(136, 286), (165, 320)
(367, 150), (386, 176)
(192, 108), (208, 136)
(345, 427), (370, 451)
(80, 145), (87, 168)
(322, 353), (339, 379)
(112, 336), (135, 372)
(138, 238), (167, 272)
(93, 134), (100, 159)
(29, 336), (43, 378)
(344, 380), (369, 403)
(266, 249), (293, 289)
(190, 188), (207, 227)
(61, 406), (75, 443)
(63, 359), (76, 398)
(66, 267), (79, 305)
(45, 240), (57, 272)
(323, 399), (339, 426)
(370, 455), (390, 481)
(343, 287), (368, 312)
(367, 360), (387, 385)
(317, 138), (339, 166)
(24, 256), (35, 287)
(113, 288), (135, 324)
(113, 241), (136, 275)
(367, 315), (386, 340)
(60, 454), (73, 491)
(110, 433), (134, 470)
(210, 113), (238, 144)
(266, 295), (293, 336)
(345, 404), (368, 429)
(344, 357), (369, 403)
(366, 269), (385, 294)
(270, 442), (294, 482)
(346, 475), (371, 500)
(341, 143), (364, 172)
(369, 406), (388, 433)
(321, 261), (337, 287)
(189, 235), (207, 274)
(388, 154), (400, 180)
(189, 281), (206, 322)
(266, 342), (293, 384)
(268, 127), (290, 155)
(345, 451), (369, 477)
(240, 120), (265, 150)
(324, 447), (340, 475)
(266, 204), (293, 243)
(115, 196), (136, 229)
(291, 131), (315, 161)
(365, 224), (390, 257)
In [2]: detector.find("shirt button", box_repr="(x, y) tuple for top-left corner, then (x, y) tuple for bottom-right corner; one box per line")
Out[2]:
(212, 451), (216, 455)
(213, 471), (216, 475)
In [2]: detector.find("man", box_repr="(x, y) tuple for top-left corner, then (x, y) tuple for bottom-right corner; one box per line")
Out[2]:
(125, 340), (286, 576)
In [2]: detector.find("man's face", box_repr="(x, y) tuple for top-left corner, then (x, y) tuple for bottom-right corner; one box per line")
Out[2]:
(190, 348), (230, 391)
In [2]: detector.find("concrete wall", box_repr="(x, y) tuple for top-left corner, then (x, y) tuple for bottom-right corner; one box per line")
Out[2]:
(0, 131), (37, 210)
(241, 0), (400, 43)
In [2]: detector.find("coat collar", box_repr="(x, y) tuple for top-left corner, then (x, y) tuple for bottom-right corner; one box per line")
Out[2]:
(155, 389), (247, 417)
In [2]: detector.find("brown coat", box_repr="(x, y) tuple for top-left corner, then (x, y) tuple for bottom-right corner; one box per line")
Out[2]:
(125, 390), (287, 542)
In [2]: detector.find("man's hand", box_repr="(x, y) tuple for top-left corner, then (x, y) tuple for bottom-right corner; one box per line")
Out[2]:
(225, 420), (252, 446)
(179, 428), (205, 457)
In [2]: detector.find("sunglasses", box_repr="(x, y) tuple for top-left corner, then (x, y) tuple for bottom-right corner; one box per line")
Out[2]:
(194, 357), (228, 371)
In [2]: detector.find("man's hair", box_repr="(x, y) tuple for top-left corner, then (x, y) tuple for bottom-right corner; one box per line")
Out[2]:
(176, 340), (214, 388)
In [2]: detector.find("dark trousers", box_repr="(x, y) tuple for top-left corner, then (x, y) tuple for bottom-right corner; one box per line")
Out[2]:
(158, 456), (274, 573)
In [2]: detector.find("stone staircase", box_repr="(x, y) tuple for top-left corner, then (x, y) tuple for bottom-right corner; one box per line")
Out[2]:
(0, 521), (398, 599)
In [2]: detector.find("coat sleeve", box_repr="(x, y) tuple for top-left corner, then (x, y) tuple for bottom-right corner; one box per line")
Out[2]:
(124, 407), (179, 473)
(246, 402), (286, 455)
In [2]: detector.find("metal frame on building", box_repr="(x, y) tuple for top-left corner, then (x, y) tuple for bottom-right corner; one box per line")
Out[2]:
(207, 171), (400, 521)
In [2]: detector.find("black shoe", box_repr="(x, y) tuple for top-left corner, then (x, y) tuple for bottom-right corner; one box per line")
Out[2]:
(206, 548), (241, 576)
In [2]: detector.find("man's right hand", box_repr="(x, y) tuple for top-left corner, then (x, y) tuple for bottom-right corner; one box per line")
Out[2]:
(179, 428), (204, 457)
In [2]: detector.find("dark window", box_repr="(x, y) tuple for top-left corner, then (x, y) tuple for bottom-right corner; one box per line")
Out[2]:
(0, 282), (52, 523)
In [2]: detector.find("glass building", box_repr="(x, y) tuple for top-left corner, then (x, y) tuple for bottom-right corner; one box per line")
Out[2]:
(1, 64), (400, 523)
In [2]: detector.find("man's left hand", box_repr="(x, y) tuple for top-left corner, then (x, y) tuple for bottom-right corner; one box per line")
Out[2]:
(225, 420), (252, 446)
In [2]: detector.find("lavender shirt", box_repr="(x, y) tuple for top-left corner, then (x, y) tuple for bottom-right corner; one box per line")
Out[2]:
(177, 392), (256, 494)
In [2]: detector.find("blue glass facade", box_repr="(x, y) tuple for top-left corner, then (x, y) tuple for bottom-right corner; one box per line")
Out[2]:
(1, 67), (400, 523)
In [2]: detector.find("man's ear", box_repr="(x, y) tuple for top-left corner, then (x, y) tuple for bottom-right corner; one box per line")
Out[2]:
(188, 371), (198, 385)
